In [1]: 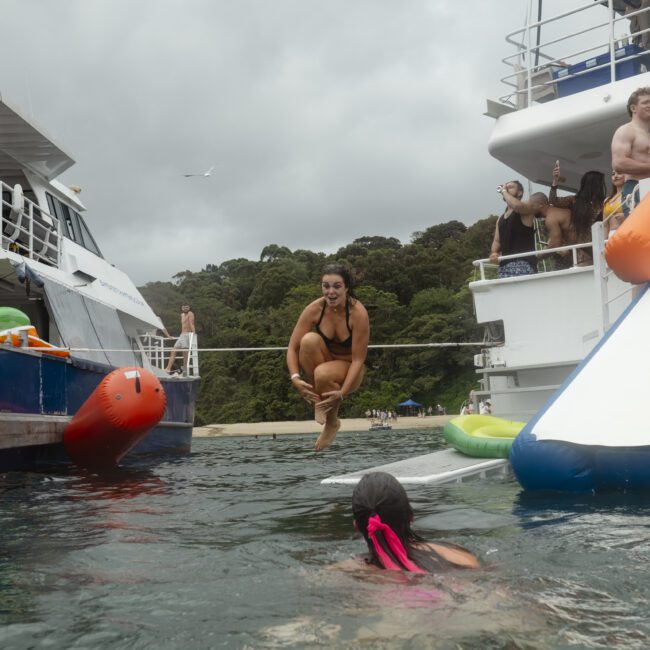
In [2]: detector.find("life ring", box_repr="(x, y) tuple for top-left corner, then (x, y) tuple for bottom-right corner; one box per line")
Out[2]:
(0, 325), (70, 358)
(443, 414), (525, 459)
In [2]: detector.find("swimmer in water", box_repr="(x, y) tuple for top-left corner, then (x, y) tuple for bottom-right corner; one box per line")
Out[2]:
(352, 472), (480, 572)
(286, 265), (369, 451)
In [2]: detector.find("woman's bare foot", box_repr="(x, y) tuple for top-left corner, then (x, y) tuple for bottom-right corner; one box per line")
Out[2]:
(315, 419), (340, 451)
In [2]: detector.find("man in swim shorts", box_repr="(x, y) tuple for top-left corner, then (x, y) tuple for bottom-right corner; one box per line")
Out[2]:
(611, 87), (650, 218)
(165, 303), (195, 374)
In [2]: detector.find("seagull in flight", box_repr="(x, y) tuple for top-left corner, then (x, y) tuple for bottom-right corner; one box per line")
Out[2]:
(184, 165), (215, 178)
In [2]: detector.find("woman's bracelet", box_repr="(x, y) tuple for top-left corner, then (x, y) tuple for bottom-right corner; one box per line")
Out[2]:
(290, 373), (301, 381)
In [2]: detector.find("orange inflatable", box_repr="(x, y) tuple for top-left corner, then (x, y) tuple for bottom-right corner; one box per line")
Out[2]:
(605, 192), (650, 283)
(64, 367), (167, 468)
(0, 325), (70, 358)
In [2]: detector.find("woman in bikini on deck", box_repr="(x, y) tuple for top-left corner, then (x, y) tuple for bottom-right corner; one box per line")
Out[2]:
(286, 265), (369, 450)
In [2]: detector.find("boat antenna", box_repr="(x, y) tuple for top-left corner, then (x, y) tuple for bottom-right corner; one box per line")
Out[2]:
(535, 0), (543, 69)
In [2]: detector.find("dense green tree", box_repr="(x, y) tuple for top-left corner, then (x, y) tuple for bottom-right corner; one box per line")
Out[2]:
(140, 217), (496, 422)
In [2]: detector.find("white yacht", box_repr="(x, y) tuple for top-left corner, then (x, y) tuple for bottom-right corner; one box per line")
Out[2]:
(0, 95), (200, 470)
(472, 0), (647, 421)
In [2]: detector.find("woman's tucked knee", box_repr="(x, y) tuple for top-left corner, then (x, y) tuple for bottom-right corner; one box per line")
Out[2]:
(299, 332), (323, 353)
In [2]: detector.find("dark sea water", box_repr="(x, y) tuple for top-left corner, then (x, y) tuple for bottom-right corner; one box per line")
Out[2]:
(3, 428), (650, 649)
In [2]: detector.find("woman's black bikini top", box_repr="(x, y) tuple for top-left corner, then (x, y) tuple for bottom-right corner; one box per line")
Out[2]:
(316, 299), (352, 349)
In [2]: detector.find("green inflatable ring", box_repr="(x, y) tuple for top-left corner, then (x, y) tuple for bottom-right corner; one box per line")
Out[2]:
(0, 307), (30, 330)
(442, 414), (525, 459)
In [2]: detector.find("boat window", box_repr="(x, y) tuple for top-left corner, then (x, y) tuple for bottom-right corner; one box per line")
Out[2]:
(74, 211), (102, 257)
(46, 193), (70, 238)
(51, 197), (81, 243)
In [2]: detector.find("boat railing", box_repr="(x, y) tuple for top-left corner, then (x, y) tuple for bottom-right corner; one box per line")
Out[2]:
(473, 220), (635, 335)
(0, 181), (60, 267)
(590, 220), (635, 334)
(473, 240), (594, 282)
(139, 333), (200, 378)
(500, 1), (650, 108)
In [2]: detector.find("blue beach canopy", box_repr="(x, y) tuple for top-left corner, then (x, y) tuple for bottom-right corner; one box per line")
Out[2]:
(398, 398), (422, 407)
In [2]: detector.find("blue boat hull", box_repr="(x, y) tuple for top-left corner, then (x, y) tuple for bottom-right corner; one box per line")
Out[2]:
(0, 347), (198, 470)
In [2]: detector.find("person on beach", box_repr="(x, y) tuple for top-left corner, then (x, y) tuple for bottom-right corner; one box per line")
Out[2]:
(351, 472), (480, 573)
(286, 265), (369, 451)
(165, 303), (195, 374)
(611, 87), (650, 217)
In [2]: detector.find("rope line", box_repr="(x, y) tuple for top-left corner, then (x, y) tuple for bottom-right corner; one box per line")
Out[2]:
(13, 341), (495, 353)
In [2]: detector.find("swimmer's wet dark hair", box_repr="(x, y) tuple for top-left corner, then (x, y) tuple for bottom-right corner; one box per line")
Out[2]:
(321, 264), (358, 299)
(351, 472), (434, 572)
(353, 472), (478, 573)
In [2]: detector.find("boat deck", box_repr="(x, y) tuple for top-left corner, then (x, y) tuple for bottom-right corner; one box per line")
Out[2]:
(321, 448), (509, 486)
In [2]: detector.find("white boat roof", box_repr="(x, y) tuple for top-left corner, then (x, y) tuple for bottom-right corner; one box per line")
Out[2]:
(0, 93), (74, 181)
(488, 73), (650, 191)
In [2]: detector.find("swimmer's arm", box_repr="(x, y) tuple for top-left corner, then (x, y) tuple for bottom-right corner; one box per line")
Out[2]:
(612, 127), (650, 176)
(416, 542), (481, 569)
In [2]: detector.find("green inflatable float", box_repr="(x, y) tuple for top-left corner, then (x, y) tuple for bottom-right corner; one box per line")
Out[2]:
(443, 414), (526, 459)
(0, 306), (30, 330)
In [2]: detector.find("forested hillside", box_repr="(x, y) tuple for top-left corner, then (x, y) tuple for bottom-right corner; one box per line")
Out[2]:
(140, 217), (496, 425)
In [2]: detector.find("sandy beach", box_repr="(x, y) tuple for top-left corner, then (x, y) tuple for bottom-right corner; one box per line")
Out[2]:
(193, 414), (453, 438)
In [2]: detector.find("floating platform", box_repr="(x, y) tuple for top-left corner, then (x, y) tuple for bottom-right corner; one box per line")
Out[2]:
(0, 413), (69, 449)
(321, 448), (509, 486)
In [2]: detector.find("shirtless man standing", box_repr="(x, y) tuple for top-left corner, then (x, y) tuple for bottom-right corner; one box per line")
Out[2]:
(611, 87), (650, 218)
(165, 303), (196, 374)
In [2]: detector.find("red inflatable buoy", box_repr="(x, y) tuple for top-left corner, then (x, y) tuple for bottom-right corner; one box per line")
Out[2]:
(605, 192), (650, 284)
(64, 367), (167, 468)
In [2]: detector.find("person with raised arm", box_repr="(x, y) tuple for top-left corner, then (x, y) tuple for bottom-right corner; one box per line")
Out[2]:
(489, 183), (548, 277)
(286, 265), (369, 451)
(611, 87), (650, 218)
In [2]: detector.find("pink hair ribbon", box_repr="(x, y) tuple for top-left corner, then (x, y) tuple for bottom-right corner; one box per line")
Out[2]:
(367, 514), (425, 574)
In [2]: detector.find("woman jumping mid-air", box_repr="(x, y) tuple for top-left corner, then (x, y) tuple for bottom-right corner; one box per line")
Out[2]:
(286, 265), (369, 451)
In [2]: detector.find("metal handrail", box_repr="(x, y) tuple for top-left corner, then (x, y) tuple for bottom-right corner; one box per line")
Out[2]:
(475, 220), (635, 339)
(139, 333), (200, 377)
(473, 240), (594, 282)
(1, 181), (60, 266)
(499, 0), (650, 107)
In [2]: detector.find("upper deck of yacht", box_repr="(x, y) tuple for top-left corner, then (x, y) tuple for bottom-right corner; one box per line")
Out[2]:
(487, 1), (650, 190)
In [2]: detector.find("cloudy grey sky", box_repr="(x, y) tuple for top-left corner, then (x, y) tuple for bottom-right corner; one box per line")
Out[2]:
(1, 0), (586, 285)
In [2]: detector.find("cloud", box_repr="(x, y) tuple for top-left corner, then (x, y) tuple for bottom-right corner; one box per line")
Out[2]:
(0, 0), (528, 284)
